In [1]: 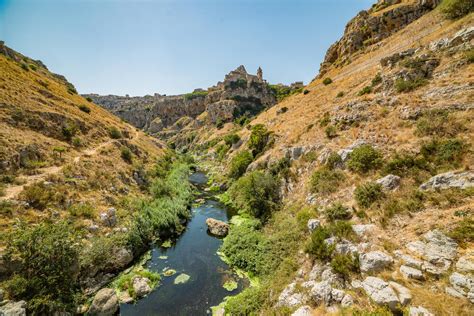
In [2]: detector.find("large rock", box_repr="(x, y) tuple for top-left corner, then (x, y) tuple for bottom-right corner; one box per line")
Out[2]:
(407, 230), (457, 266)
(376, 174), (400, 190)
(310, 281), (333, 305)
(419, 171), (474, 191)
(99, 207), (117, 227)
(409, 306), (434, 316)
(0, 301), (27, 316)
(400, 265), (424, 280)
(206, 218), (229, 237)
(352, 224), (376, 238)
(87, 288), (119, 316)
(448, 272), (474, 302)
(277, 282), (307, 307)
(362, 277), (400, 311)
(359, 251), (393, 273)
(291, 305), (312, 316)
(456, 252), (474, 273)
(132, 276), (152, 298)
(113, 248), (134, 270)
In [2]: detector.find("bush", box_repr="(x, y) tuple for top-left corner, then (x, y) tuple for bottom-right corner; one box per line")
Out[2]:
(114, 269), (160, 298)
(325, 203), (352, 222)
(449, 217), (474, 245)
(305, 227), (334, 261)
(303, 89), (310, 95)
(72, 137), (82, 148)
(22, 182), (53, 210)
(326, 153), (343, 170)
(355, 182), (384, 208)
(216, 118), (224, 129)
(0, 183), (5, 197)
(319, 112), (331, 127)
(358, 85), (372, 96)
(371, 73), (382, 86)
(328, 220), (355, 240)
(228, 150), (253, 179)
(331, 253), (360, 280)
(184, 90), (208, 100)
(228, 171), (280, 221)
(325, 125), (338, 139)
(415, 110), (465, 137)
(439, 0), (473, 19)
(62, 123), (78, 141)
(248, 124), (271, 157)
(420, 138), (466, 169)
(78, 104), (91, 114)
(309, 167), (345, 194)
(466, 48), (474, 63)
(21, 63), (29, 71)
(4, 221), (79, 313)
(68, 203), (95, 218)
(323, 78), (333, 85)
(383, 152), (429, 177)
(336, 91), (344, 98)
(86, 97), (93, 102)
(225, 286), (265, 315)
(221, 220), (270, 275)
(394, 78), (427, 93)
(108, 126), (122, 139)
(120, 146), (132, 163)
(215, 143), (230, 161)
(347, 145), (383, 174)
(224, 133), (240, 146)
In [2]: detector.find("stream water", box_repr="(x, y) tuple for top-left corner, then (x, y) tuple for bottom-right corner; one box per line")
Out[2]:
(121, 172), (246, 315)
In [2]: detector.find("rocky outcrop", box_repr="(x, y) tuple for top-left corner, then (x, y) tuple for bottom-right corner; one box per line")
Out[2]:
(361, 276), (411, 311)
(319, 0), (440, 76)
(206, 218), (229, 237)
(376, 174), (401, 190)
(359, 251), (393, 273)
(419, 171), (474, 191)
(85, 66), (285, 138)
(0, 301), (27, 316)
(87, 288), (119, 316)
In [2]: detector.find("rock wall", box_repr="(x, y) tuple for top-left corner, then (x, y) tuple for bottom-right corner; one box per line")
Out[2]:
(318, 0), (441, 76)
(85, 65), (288, 135)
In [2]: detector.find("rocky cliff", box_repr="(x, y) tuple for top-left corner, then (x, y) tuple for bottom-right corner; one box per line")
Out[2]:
(84, 65), (297, 138)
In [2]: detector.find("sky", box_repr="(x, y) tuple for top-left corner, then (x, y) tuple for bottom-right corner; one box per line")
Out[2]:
(0, 0), (373, 96)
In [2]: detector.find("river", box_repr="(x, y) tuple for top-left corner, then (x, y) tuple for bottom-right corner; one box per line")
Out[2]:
(120, 172), (246, 315)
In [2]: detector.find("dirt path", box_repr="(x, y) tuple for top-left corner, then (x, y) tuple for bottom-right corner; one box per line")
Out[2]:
(0, 129), (141, 201)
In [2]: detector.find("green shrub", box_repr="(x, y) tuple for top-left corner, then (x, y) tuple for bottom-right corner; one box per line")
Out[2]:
(330, 253), (360, 280)
(325, 203), (352, 222)
(72, 137), (82, 148)
(439, 0), (473, 19)
(228, 150), (253, 179)
(336, 91), (344, 98)
(371, 73), (382, 86)
(68, 203), (95, 218)
(268, 157), (292, 179)
(319, 112), (331, 127)
(383, 152), (429, 177)
(120, 146), (132, 163)
(415, 110), (465, 137)
(326, 152), (343, 170)
(221, 220), (270, 275)
(114, 268), (160, 298)
(358, 85), (372, 96)
(347, 145), (383, 174)
(78, 104), (91, 114)
(303, 89), (310, 95)
(248, 124), (271, 156)
(355, 182), (385, 208)
(108, 126), (122, 139)
(225, 286), (265, 315)
(62, 123), (78, 141)
(466, 48), (474, 63)
(4, 221), (79, 313)
(394, 78), (427, 93)
(0, 183), (5, 197)
(309, 167), (345, 194)
(449, 217), (474, 245)
(224, 133), (240, 146)
(21, 63), (29, 71)
(268, 84), (302, 102)
(420, 138), (466, 169)
(66, 83), (77, 94)
(328, 220), (355, 240)
(305, 227), (334, 261)
(216, 118), (224, 129)
(21, 182), (53, 210)
(184, 90), (208, 100)
(215, 143), (230, 161)
(323, 78), (333, 85)
(80, 233), (127, 273)
(325, 125), (338, 138)
(227, 171), (280, 221)
(86, 97), (93, 102)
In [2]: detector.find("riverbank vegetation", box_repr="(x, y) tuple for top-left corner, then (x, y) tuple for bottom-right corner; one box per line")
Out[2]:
(1, 152), (194, 314)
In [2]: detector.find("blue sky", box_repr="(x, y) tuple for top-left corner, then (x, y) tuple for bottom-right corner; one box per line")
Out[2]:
(0, 0), (373, 96)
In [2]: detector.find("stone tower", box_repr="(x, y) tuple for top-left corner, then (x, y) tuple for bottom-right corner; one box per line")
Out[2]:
(257, 67), (263, 81)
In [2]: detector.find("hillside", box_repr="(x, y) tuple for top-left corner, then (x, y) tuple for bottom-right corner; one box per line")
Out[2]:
(164, 1), (474, 315)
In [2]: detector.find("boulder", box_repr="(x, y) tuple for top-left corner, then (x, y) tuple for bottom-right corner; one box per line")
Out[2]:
(113, 248), (134, 270)
(205, 218), (229, 237)
(0, 301), (27, 316)
(419, 171), (474, 191)
(449, 272), (473, 298)
(99, 208), (117, 227)
(291, 305), (312, 316)
(310, 281), (333, 305)
(359, 251), (393, 273)
(341, 294), (354, 307)
(87, 288), (119, 316)
(307, 219), (321, 233)
(407, 230), (457, 265)
(376, 174), (401, 190)
(456, 252), (474, 273)
(352, 224), (376, 238)
(388, 281), (412, 305)
(277, 282), (307, 307)
(398, 253), (423, 269)
(132, 276), (152, 298)
(400, 265), (424, 280)
(409, 306), (434, 316)
(362, 277), (400, 311)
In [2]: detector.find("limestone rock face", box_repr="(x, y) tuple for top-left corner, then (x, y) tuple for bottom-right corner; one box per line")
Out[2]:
(88, 288), (119, 316)
(0, 301), (27, 316)
(319, 0), (440, 76)
(419, 171), (474, 191)
(359, 251), (393, 273)
(407, 230), (458, 265)
(206, 218), (229, 237)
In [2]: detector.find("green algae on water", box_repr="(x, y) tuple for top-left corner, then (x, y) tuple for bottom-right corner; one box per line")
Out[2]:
(173, 273), (190, 284)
